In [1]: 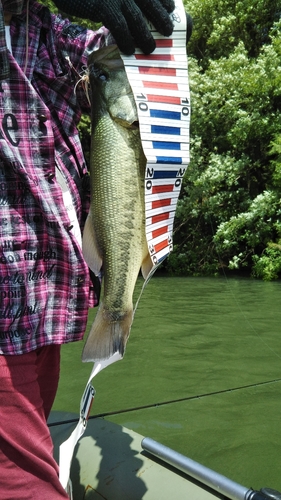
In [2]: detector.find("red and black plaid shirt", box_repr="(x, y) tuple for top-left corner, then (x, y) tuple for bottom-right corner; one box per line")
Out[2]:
(0, 0), (110, 354)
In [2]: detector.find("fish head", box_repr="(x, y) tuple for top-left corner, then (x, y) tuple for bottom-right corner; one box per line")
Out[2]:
(88, 45), (139, 129)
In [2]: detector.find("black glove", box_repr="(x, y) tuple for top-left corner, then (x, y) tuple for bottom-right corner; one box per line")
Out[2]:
(53, 0), (175, 55)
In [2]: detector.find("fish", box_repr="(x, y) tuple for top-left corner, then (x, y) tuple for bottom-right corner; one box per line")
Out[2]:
(82, 44), (153, 362)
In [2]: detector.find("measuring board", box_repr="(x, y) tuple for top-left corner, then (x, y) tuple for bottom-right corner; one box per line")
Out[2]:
(121, 0), (190, 269)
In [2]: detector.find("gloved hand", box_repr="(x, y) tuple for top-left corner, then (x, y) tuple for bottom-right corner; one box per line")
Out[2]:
(53, 0), (175, 55)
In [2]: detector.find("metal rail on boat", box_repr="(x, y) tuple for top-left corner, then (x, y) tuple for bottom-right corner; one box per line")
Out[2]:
(142, 437), (281, 500)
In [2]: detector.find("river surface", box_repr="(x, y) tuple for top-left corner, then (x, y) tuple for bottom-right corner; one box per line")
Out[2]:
(53, 276), (281, 491)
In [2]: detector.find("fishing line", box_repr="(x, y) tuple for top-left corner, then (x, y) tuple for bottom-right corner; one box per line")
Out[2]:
(93, 376), (281, 418)
(49, 376), (281, 427)
(208, 214), (281, 361)
(66, 56), (91, 105)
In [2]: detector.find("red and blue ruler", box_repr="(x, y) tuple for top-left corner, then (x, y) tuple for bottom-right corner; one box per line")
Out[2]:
(121, 0), (190, 268)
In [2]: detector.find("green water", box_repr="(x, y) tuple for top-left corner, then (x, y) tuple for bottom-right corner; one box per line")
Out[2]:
(53, 276), (281, 491)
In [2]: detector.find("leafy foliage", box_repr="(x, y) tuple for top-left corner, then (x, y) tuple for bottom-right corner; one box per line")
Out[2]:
(167, 1), (281, 279)
(187, 0), (281, 63)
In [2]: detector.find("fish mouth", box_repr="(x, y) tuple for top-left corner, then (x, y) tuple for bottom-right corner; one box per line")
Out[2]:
(113, 117), (140, 129)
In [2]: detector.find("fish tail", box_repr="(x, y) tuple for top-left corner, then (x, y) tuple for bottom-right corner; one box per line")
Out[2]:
(82, 303), (133, 362)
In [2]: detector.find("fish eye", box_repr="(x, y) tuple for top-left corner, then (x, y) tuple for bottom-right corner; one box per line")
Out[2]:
(98, 73), (108, 82)
(91, 67), (109, 82)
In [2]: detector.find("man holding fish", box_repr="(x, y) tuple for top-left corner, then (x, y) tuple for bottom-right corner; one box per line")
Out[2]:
(0, 0), (180, 497)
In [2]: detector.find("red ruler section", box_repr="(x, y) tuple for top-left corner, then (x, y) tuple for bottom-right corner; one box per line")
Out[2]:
(121, 0), (190, 268)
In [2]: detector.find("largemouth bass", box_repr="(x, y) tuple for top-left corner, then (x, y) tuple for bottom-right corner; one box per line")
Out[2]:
(82, 45), (152, 362)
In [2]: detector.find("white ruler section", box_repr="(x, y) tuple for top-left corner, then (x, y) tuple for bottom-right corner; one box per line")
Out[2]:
(121, 0), (190, 267)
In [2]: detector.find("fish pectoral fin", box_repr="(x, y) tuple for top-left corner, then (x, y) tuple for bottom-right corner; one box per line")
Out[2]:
(82, 304), (133, 362)
(82, 213), (102, 274)
(141, 252), (153, 280)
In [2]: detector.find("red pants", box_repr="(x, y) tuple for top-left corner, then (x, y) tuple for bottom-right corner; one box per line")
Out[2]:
(0, 345), (69, 500)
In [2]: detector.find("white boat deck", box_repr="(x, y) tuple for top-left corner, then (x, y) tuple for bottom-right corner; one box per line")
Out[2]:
(49, 412), (228, 500)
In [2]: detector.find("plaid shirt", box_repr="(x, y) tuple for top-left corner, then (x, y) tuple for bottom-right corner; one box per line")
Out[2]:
(0, 0), (109, 355)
